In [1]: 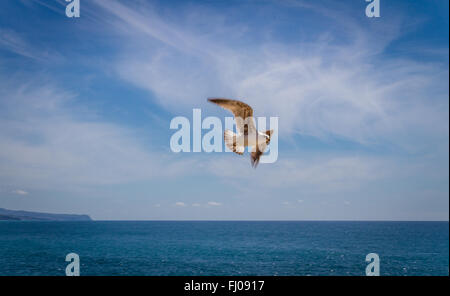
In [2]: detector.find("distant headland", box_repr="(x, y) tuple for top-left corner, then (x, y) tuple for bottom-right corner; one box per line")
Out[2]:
(0, 208), (92, 221)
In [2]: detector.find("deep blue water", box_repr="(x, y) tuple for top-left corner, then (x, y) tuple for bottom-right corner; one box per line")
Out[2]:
(0, 221), (448, 276)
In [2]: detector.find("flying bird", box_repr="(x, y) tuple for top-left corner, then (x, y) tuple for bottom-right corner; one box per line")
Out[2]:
(208, 98), (273, 168)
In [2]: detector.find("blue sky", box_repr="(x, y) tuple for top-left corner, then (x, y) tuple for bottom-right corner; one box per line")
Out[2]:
(0, 0), (448, 220)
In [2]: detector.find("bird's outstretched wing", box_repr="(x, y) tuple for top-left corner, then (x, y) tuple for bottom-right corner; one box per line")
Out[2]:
(208, 98), (256, 135)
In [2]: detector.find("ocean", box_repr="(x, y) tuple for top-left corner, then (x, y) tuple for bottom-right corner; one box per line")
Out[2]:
(0, 221), (448, 276)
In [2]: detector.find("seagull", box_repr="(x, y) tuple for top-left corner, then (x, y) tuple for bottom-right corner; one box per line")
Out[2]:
(208, 98), (273, 168)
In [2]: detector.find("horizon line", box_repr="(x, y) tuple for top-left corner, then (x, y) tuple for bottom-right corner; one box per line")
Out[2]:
(7, 219), (447, 222)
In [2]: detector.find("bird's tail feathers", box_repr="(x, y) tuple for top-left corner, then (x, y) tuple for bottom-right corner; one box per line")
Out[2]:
(252, 130), (273, 168)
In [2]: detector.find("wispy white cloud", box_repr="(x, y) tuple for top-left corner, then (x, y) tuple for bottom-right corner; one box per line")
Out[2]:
(89, 0), (448, 152)
(0, 28), (62, 61)
(0, 75), (195, 191)
(11, 189), (28, 195)
(0, 28), (38, 60)
(207, 201), (222, 207)
(174, 202), (186, 207)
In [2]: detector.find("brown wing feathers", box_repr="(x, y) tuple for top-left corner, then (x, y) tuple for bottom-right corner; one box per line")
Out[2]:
(207, 98), (253, 120)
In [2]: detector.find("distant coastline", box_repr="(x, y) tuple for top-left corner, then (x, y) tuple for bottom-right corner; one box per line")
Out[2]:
(0, 208), (92, 221)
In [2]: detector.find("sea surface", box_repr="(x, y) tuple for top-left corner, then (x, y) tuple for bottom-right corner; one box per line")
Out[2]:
(0, 221), (448, 276)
